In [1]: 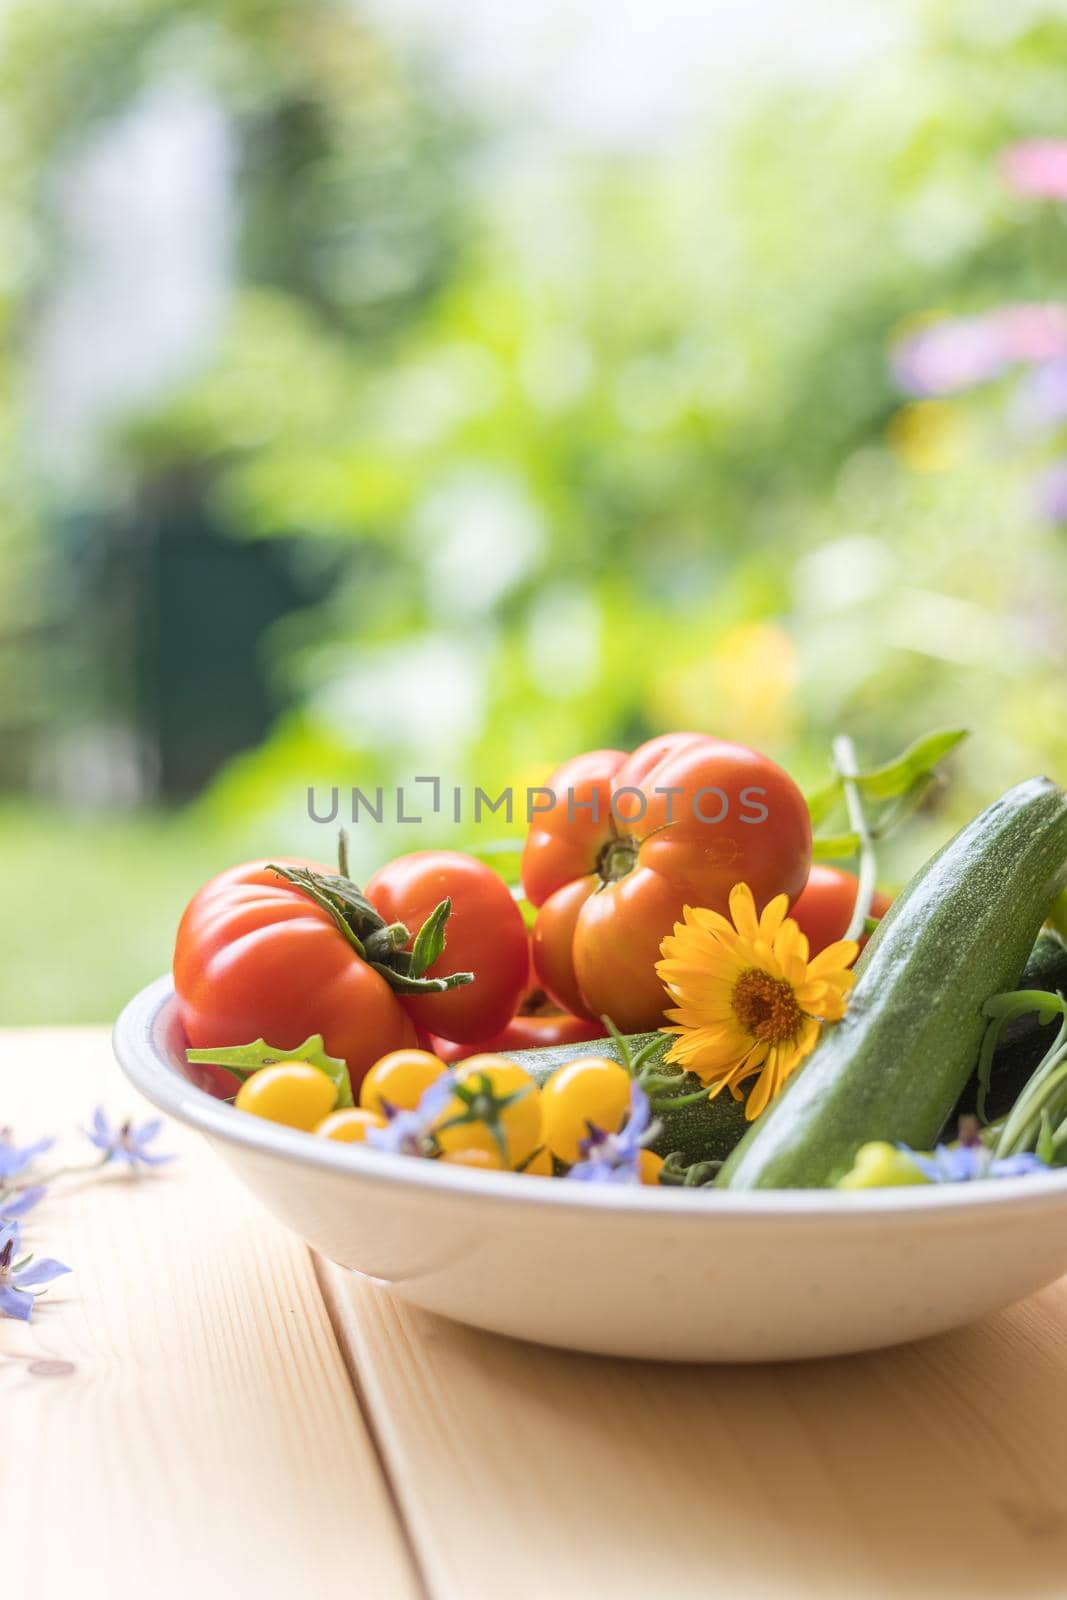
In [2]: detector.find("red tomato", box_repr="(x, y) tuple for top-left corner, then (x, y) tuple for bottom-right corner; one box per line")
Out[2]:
(427, 939), (607, 1061)
(789, 865), (892, 955)
(366, 851), (529, 1043)
(429, 1007), (608, 1063)
(174, 859), (417, 1099)
(522, 733), (812, 1033)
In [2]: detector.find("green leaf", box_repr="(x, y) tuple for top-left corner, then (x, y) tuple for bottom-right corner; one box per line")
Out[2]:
(805, 777), (844, 828)
(811, 832), (860, 861)
(369, 964), (474, 994)
(409, 896), (452, 977)
(657, 1151), (721, 1186)
(186, 1034), (353, 1108)
(853, 728), (969, 801)
(311, 871), (385, 933)
(264, 864), (367, 955)
(867, 771), (938, 841)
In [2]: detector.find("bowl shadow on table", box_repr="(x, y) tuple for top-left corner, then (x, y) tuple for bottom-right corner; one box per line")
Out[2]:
(396, 1280), (1067, 1599)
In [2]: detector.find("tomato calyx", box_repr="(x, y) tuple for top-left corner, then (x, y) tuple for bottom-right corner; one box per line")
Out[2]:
(595, 833), (640, 885)
(267, 834), (474, 997)
(434, 1071), (535, 1165)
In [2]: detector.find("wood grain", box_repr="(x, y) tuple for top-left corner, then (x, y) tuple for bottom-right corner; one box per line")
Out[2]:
(11, 1025), (1067, 1600)
(1, 1029), (421, 1600)
(319, 1260), (1067, 1600)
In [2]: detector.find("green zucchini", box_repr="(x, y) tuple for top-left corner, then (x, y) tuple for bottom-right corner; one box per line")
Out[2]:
(718, 778), (1067, 1190)
(506, 1033), (750, 1166)
(949, 928), (1067, 1128)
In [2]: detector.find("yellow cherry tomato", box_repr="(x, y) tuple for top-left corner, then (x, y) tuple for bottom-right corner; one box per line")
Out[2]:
(837, 1141), (930, 1190)
(438, 1146), (504, 1171)
(638, 1149), (664, 1185)
(234, 1062), (337, 1131)
(360, 1048), (446, 1116)
(519, 1145), (554, 1177)
(433, 1054), (542, 1168)
(315, 1107), (386, 1143)
(540, 1056), (633, 1164)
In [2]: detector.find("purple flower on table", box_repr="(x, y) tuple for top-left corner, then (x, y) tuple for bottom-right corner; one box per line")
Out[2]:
(366, 1072), (458, 1157)
(0, 1222), (70, 1323)
(87, 1108), (174, 1169)
(0, 1130), (53, 1183)
(898, 1143), (1050, 1183)
(0, 1185), (46, 1223)
(1001, 140), (1067, 201)
(567, 1081), (660, 1185)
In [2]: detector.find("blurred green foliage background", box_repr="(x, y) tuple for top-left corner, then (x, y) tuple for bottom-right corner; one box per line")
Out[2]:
(2, 0), (1067, 1022)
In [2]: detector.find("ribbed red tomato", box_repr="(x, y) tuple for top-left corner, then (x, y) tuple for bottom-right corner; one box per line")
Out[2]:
(522, 732), (812, 1033)
(174, 859), (417, 1098)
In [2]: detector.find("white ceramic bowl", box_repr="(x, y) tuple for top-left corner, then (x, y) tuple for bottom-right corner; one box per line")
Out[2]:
(114, 976), (1067, 1362)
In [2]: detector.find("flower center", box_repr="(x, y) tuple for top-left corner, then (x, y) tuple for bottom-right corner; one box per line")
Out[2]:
(732, 969), (804, 1043)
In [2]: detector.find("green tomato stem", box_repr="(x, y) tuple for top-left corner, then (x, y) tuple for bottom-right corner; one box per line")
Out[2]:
(996, 1045), (1067, 1157)
(832, 734), (878, 944)
(648, 1086), (713, 1113)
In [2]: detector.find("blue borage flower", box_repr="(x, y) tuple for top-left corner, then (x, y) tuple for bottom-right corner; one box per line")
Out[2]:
(86, 1109), (175, 1168)
(568, 1081), (660, 1185)
(366, 1072), (458, 1157)
(0, 1222), (70, 1322)
(0, 1130), (54, 1183)
(898, 1142), (1050, 1183)
(0, 1184), (46, 1223)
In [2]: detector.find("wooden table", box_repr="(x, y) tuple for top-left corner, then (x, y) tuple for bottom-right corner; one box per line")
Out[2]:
(8, 1027), (1067, 1599)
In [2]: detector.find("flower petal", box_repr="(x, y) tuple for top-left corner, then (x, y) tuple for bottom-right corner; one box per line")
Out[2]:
(0, 1185), (46, 1220)
(685, 905), (738, 939)
(757, 894), (790, 943)
(14, 1257), (70, 1289)
(772, 918), (809, 969)
(744, 1062), (777, 1120)
(807, 939), (860, 977)
(0, 1283), (34, 1321)
(728, 883), (760, 942)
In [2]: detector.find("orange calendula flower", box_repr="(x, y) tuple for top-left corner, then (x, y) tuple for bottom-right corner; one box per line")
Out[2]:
(655, 882), (859, 1122)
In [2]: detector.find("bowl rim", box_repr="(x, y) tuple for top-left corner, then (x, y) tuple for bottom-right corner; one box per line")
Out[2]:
(115, 975), (1067, 1222)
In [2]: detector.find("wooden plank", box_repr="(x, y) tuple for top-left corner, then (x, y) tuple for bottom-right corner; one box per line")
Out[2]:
(319, 1245), (1067, 1600)
(2, 1028), (423, 1600)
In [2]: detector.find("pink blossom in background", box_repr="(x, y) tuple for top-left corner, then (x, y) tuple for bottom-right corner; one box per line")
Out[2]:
(1001, 140), (1067, 200)
(995, 304), (1067, 363)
